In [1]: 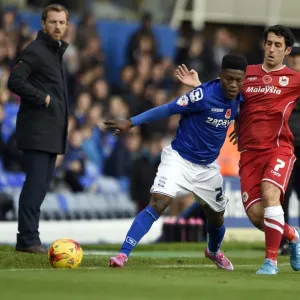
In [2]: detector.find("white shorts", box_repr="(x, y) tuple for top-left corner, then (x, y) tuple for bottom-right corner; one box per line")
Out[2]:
(151, 145), (228, 212)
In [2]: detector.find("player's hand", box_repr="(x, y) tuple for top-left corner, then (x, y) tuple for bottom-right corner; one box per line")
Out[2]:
(229, 129), (238, 145)
(103, 119), (133, 135)
(176, 64), (202, 88)
(45, 95), (51, 107)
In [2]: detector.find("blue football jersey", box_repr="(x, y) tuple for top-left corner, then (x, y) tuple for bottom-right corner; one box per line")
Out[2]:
(168, 79), (243, 165)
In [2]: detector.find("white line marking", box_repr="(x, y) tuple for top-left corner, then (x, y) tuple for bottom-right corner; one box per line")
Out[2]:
(0, 263), (291, 272)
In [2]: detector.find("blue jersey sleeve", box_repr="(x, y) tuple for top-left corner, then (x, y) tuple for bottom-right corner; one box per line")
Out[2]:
(168, 86), (207, 114)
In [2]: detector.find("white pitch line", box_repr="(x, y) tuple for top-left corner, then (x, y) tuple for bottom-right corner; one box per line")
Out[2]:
(0, 263), (291, 272)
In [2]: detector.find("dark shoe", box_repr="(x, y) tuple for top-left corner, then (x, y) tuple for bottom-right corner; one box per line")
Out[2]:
(279, 241), (289, 256)
(16, 244), (48, 254)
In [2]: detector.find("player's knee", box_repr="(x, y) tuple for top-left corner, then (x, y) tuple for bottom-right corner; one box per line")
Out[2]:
(246, 204), (264, 231)
(261, 181), (281, 206)
(149, 193), (173, 216)
(204, 205), (224, 227)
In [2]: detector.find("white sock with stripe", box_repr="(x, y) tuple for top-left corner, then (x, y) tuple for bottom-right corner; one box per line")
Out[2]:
(264, 206), (285, 265)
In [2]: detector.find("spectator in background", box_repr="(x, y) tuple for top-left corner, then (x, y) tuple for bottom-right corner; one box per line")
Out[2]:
(183, 33), (215, 82)
(113, 65), (136, 97)
(74, 63), (105, 99)
(2, 8), (17, 38)
(135, 55), (152, 82)
(127, 12), (158, 64)
(76, 12), (98, 49)
(109, 96), (130, 120)
(63, 21), (80, 96)
(63, 129), (85, 192)
(213, 28), (236, 74)
(140, 89), (169, 139)
(81, 104), (104, 173)
(130, 133), (163, 212)
(73, 91), (92, 125)
(147, 59), (167, 88)
(175, 21), (195, 65)
(91, 78), (110, 110)
(80, 36), (105, 68)
(104, 128), (142, 179)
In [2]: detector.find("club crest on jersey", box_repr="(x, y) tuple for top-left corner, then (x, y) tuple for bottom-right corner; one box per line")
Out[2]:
(225, 109), (231, 119)
(177, 95), (189, 107)
(262, 75), (272, 84)
(279, 76), (289, 86)
(242, 192), (249, 203)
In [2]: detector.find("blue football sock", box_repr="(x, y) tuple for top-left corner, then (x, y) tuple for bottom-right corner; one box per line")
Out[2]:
(207, 223), (226, 253)
(120, 206), (159, 257)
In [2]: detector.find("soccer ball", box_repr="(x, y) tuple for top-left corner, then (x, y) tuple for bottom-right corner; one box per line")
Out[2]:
(48, 238), (83, 269)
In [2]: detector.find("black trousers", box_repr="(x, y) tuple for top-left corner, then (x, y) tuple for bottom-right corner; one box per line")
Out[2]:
(282, 147), (300, 225)
(17, 150), (57, 247)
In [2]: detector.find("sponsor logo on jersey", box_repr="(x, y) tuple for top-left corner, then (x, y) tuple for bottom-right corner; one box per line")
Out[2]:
(206, 117), (233, 128)
(247, 76), (257, 81)
(262, 75), (272, 84)
(211, 108), (224, 112)
(225, 109), (231, 119)
(279, 76), (289, 86)
(242, 192), (249, 203)
(245, 85), (281, 94)
(271, 170), (282, 177)
(176, 95), (189, 107)
(189, 88), (203, 103)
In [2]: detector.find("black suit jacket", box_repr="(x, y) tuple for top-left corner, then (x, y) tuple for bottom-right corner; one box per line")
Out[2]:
(8, 30), (69, 154)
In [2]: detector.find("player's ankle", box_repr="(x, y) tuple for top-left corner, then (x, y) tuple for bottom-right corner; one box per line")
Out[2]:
(291, 228), (299, 243)
(207, 247), (220, 256)
(265, 258), (277, 266)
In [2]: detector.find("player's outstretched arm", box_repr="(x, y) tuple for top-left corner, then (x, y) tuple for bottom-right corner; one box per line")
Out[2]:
(104, 104), (173, 135)
(103, 119), (133, 136)
(176, 64), (202, 88)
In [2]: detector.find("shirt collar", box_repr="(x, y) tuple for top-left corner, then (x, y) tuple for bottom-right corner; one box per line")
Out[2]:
(36, 30), (68, 54)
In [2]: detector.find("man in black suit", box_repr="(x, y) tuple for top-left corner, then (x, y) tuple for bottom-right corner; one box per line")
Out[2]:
(7, 4), (69, 253)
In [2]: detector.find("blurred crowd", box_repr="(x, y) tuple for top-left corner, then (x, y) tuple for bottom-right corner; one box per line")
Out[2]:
(0, 7), (244, 211)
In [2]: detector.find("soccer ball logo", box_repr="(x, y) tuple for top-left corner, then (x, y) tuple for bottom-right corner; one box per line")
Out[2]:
(48, 238), (83, 269)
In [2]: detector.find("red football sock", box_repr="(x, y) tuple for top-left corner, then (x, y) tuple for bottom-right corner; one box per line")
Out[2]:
(283, 223), (299, 243)
(264, 206), (284, 263)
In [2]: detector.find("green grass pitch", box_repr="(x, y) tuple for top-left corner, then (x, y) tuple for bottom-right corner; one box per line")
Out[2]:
(0, 242), (299, 300)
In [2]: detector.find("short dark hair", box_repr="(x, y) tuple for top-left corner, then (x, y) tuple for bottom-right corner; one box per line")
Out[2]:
(221, 54), (247, 72)
(264, 25), (295, 48)
(290, 42), (300, 56)
(42, 4), (69, 22)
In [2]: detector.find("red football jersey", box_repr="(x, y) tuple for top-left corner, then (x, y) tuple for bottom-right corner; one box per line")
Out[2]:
(238, 64), (300, 151)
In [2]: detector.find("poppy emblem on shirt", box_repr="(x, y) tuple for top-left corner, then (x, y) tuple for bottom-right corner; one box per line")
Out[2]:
(262, 75), (272, 84)
(225, 109), (231, 119)
(176, 95), (189, 107)
(279, 76), (289, 86)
